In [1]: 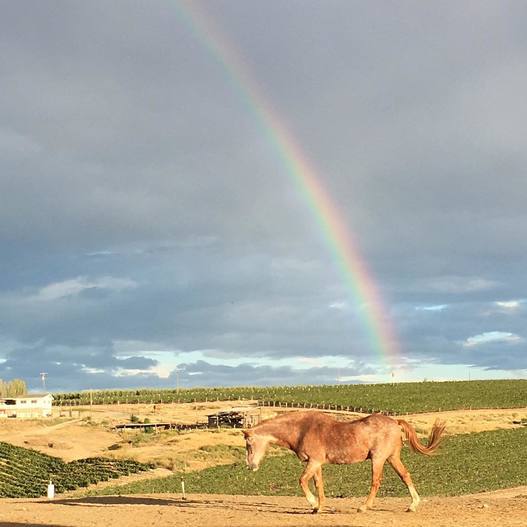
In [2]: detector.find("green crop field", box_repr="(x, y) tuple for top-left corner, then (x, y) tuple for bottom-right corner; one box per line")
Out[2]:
(0, 441), (152, 498)
(89, 427), (527, 498)
(55, 379), (527, 413)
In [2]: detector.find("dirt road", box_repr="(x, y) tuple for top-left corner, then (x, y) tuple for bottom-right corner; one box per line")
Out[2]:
(2, 488), (526, 527)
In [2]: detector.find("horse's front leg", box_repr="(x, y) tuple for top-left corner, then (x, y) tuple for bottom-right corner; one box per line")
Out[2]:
(299, 460), (323, 513)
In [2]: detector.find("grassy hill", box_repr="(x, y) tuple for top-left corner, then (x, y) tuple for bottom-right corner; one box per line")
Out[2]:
(89, 426), (527, 498)
(0, 441), (151, 498)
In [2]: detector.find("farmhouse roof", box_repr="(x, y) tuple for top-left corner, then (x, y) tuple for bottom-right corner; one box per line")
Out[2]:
(2, 392), (54, 399)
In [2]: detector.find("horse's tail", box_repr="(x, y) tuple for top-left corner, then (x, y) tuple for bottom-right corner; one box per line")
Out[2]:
(397, 419), (446, 455)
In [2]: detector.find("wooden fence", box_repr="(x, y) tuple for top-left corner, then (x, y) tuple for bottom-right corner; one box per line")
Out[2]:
(256, 400), (398, 416)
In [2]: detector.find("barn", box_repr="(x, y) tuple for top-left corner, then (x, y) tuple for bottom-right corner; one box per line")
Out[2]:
(0, 393), (53, 419)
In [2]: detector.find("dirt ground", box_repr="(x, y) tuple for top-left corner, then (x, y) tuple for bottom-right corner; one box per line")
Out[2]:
(0, 401), (257, 467)
(2, 488), (526, 527)
(1, 402), (526, 526)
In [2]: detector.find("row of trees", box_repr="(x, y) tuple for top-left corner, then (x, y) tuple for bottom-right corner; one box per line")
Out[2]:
(0, 378), (27, 397)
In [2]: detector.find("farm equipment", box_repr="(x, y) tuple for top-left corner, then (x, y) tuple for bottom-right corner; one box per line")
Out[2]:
(207, 408), (261, 428)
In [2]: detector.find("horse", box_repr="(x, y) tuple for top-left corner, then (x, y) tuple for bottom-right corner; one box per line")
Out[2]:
(242, 410), (445, 514)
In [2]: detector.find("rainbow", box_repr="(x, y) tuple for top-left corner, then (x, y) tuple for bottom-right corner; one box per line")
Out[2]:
(176, 1), (401, 370)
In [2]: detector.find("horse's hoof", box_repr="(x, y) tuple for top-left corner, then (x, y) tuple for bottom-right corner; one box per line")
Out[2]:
(406, 507), (417, 513)
(311, 507), (320, 514)
(357, 506), (368, 513)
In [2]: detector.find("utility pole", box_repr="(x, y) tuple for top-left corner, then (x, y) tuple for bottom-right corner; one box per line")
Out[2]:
(175, 367), (181, 395)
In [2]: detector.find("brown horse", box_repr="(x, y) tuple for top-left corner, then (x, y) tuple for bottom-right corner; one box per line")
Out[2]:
(243, 411), (445, 513)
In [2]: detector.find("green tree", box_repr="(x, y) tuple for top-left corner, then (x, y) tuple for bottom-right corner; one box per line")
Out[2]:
(0, 379), (28, 397)
(8, 379), (27, 396)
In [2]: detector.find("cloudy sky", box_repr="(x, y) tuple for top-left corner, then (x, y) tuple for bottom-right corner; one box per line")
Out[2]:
(1, 1), (526, 392)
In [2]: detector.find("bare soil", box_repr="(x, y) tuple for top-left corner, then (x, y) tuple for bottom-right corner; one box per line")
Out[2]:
(2, 488), (526, 527)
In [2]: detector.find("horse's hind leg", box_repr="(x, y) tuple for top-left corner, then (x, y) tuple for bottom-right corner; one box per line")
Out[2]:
(313, 466), (326, 513)
(299, 460), (323, 513)
(358, 457), (385, 512)
(388, 453), (420, 512)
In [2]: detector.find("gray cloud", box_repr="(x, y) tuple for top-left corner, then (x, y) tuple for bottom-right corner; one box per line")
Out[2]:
(1, 1), (526, 390)
(172, 360), (376, 387)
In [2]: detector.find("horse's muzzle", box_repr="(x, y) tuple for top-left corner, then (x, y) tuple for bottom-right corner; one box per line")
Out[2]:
(247, 463), (259, 472)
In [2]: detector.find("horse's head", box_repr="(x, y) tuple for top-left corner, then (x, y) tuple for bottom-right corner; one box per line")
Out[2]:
(242, 429), (272, 471)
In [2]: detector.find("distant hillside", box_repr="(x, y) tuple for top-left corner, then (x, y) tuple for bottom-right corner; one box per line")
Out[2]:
(54, 379), (527, 413)
(0, 441), (151, 498)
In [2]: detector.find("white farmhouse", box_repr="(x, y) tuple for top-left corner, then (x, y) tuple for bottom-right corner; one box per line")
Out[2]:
(0, 393), (53, 419)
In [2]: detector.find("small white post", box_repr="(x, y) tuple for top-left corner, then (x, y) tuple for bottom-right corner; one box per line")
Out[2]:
(180, 476), (186, 500)
(47, 480), (55, 500)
